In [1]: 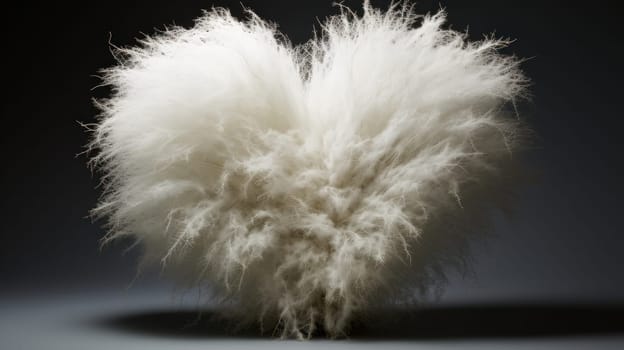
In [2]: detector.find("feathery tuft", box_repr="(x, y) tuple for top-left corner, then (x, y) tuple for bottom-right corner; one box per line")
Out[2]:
(88, 2), (529, 338)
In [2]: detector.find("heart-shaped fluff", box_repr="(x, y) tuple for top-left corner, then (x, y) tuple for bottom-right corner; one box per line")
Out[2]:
(88, 1), (528, 339)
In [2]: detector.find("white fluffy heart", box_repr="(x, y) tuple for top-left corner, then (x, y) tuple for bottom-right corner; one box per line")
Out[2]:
(88, 2), (528, 338)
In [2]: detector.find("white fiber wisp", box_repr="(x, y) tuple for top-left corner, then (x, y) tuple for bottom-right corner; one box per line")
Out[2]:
(88, 1), (529, 339)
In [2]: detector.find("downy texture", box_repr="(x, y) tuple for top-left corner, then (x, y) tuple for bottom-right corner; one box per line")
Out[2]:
(88, 1), (528, 339)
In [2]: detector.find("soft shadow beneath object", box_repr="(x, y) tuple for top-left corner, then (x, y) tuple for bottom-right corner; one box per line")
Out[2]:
(95, 309), (262, 339)
(94, 303), (624, 339)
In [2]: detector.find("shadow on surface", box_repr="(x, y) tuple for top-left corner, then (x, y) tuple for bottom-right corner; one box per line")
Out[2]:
(94, 303), (624, 339)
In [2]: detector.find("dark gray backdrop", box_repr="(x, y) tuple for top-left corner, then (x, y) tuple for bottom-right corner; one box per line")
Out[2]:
(1, 0), (622, 304)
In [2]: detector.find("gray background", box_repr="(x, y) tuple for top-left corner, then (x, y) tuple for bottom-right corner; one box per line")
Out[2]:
(1, 0), (623, 348)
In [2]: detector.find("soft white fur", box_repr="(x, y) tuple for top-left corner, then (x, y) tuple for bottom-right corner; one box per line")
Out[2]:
(89, 1), (528, 339)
